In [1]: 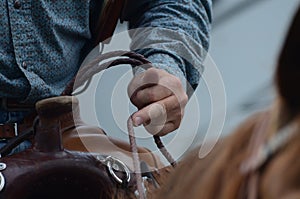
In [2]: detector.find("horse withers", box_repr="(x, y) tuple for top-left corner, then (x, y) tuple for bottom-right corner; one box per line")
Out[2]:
(154, 6), (300, 199)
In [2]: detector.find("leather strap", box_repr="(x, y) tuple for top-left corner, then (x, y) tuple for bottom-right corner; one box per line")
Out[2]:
(240, 111), (271, 199)
(93, 0), (125, 45)
(0, 112), (37, 139)
(0, 98), (34, 111)
(0, 124), (16, 139)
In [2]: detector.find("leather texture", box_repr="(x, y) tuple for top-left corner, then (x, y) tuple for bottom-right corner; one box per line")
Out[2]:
(35, 96), (164, 171)
(0, 96), (166, 199)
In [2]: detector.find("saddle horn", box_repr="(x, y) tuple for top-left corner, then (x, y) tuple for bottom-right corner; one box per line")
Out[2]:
(0, 97), (136, 199)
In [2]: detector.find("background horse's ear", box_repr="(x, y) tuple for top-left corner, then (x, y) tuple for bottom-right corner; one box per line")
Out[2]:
(276, 6), (300, 110)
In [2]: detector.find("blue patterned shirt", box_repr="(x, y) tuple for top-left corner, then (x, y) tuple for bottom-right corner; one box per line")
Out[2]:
(0, 0), (211, 103)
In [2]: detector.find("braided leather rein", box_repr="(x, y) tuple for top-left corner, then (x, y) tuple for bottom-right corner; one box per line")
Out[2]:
(61, 50), (177, 198)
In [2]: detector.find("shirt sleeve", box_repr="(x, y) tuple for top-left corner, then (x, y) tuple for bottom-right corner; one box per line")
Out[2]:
(121, 0), (212, 96)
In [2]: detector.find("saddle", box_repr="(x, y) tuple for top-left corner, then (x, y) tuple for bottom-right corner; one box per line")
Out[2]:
(0, 95), (169, 199)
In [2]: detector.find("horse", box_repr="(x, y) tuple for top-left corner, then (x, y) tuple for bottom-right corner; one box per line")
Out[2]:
(153, 5), (300, 199)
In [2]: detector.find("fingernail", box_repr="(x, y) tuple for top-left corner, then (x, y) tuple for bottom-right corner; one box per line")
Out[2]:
(134, 117), (143, 126)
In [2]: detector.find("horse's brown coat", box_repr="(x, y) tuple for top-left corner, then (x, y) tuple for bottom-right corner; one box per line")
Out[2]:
(154, 5), (300, 199)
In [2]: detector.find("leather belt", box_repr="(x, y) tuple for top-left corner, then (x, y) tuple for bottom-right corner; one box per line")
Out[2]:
(0, 111), (37, 139)
(0, 98), (35, 111)
(0, 123), (17, 139)
(0, 98), (35, 139)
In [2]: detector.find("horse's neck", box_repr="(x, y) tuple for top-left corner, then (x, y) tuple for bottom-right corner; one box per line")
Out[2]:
(263, 98), (296, 138)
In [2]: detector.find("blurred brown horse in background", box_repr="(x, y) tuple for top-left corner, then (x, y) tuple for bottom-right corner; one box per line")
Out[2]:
(154, 5), (300, 199)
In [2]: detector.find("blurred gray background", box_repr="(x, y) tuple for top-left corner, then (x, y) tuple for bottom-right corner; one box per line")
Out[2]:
(77, 0), (300, 162)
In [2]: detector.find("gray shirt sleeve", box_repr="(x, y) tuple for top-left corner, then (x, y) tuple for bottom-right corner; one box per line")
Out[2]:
(121, 0), (212, 96)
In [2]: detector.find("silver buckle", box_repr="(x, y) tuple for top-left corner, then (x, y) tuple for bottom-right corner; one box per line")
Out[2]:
(13, 123), (18, 136)
(105, 156), (131, 185)
(94, 154), (131, 185)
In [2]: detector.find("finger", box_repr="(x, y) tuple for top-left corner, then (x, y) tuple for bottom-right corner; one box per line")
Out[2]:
(145, 121), (178, 136)
(144, 107), (183, 136)
(131, 85), (173, 109)
(132, 95), (185, 127)
(127, 68), (160, 98)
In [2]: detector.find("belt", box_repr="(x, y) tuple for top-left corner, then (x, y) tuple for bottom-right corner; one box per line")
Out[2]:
(0, 98), (36, 139)
(0, 112), (36, 139)
(0, 123), (17, 139)
(0, 98), (35, 111)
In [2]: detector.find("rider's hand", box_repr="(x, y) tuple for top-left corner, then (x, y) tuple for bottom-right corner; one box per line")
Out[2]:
(128, 68), (188, 136)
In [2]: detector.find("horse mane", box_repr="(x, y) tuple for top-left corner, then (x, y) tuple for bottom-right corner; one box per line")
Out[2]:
(276, 6), (300, 112)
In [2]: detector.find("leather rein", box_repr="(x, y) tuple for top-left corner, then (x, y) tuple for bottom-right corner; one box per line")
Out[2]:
(240, 111), (298, 199)
(62, 50), (177, 198)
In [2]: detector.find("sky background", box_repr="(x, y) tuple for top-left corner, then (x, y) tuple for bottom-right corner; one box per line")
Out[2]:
(76, 0), (300, 163)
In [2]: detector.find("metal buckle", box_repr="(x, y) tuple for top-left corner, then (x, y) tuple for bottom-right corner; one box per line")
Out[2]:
(105, 156), (131, 185)
(94, 154), (131, 185)
(13, 123), (18, 136)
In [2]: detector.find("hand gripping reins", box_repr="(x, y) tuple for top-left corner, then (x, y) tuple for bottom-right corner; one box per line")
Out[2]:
(61, 50), (177, 198)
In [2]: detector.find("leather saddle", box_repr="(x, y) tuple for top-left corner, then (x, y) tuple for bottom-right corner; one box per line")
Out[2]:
(0, 96), (167, 199)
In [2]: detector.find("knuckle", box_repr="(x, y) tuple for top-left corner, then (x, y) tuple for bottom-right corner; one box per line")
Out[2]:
(170, 100), (180, 110)
(174, 111), (183, 120)
(145, 68), (160, 78)
(147, 67), (158, 73)
(144, 68), (160, 84)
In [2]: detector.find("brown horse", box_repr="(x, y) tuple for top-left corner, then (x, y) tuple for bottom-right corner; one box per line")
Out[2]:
(153, 6), (300, 199)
